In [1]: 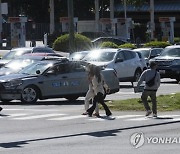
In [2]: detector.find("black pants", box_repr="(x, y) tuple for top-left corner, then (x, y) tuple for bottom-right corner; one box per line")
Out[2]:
(87, 92), (112, 116)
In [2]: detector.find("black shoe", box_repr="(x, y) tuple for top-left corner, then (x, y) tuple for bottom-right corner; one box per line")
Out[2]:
(0, 107), (3, 112)
(106, 113), (112, 116)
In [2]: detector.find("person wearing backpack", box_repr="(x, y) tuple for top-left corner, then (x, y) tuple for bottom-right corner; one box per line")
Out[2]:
(137, 61), (161, 117)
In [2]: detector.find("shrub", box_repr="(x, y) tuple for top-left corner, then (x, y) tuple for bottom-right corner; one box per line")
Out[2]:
(143, 41), (170, 48)
(53, 33), (92, 52)
(119, 43), (136, 49)
(174, 37), (180, 44)
(100, 41), (119, 48)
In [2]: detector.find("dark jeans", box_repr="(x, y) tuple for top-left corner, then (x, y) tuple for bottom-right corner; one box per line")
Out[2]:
(141, 90), (157, 114)
(87, 92), (112, 116)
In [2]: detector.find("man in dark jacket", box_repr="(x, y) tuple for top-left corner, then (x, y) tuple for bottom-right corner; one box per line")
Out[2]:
(137, 62), (161, 117)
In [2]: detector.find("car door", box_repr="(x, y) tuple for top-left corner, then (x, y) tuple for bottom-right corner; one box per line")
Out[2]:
(113, 50), (127, 79)
(38, 64), (71, 97)
(122, 50), (137, 77)
(39, 63), (88, 97)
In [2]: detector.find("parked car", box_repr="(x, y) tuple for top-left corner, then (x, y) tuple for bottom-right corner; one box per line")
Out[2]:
(83, 48), (144, 82)
(0, 47), (55, 67)
(133, 48), (163, 66)
(0, 60), (119, 103)
(0, 53), (64, 76)
(150, 45), (180, 82)
(91, 37), (127, 47)
(69, 51), (90, 61)
(135, 51), (147, 71)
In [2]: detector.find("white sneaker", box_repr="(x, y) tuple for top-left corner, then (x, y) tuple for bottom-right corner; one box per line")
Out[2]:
(145, 110), (152, 116)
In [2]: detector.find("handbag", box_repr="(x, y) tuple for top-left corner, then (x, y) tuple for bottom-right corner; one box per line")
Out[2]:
(146, 71), (157, 87)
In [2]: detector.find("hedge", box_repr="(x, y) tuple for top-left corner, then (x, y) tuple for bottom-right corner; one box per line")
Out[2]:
(100, 41), (119, 48)
(119, 43), (136, 49)
(143, 41), (171, 48)
(53, 33), (92, 52)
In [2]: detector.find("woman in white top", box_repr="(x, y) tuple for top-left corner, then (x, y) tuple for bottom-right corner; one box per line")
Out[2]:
(82, 64), (99, 116)
(87, 66), (112, 117)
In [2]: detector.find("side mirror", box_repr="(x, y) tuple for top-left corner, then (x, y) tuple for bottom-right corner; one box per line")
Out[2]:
(36, 70), (41, 74)
(115, 58), (123, 63)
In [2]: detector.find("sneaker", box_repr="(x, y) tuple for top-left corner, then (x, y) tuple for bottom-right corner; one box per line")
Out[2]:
(145, 110), (152, 116)
(0, 107), (2, 112)
(153, 114), (157, 118)
(81, 112), (88, 115)
(106, 113), (112, 117)
(93, 113), (100, 117)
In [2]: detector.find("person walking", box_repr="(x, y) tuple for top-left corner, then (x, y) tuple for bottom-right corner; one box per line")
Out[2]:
(87, 66), (112, 117)
(137, 61), (161, 117)
(82, 64), (99, 117)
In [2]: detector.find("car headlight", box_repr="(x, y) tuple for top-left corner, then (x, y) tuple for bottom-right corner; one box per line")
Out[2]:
(3, 80), (23, 88)
(172, 60), (180, 65)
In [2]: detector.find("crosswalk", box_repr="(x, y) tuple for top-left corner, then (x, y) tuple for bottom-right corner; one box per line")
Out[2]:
(1, 109), (180, 122)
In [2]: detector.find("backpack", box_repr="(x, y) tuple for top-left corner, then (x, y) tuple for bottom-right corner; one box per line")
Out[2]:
(146, 71), (157, 87)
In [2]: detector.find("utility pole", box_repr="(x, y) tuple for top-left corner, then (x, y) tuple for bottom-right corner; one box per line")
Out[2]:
(68, 0), (75, 53)
(0, 0), (2, 47)
(49, 0), (55, 34)
(150, 0), (155, 40)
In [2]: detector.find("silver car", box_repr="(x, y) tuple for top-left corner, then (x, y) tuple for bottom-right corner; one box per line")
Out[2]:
(0, 60), (119, 103)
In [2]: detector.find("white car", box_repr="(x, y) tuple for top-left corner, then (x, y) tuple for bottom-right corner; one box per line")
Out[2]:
(83, 48), (144, 82)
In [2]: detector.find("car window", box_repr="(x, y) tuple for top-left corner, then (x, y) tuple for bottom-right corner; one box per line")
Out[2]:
(161, 48), (180, 57)
(69, 63), (86, 72)
(116, 51), (125, 61)
(33, 48), (53, 53)
(123, 50), (136, 60)
(2, 49), (31, 60)
(84, 51), (115, 62)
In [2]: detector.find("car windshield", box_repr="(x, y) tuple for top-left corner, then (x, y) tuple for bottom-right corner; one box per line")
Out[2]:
(19, 62), (53, 75)
(2, 49), (31, 60)
(160, 48), (180, 57)
(83, 51), (115, 62)
(137, 50), (150, 58)
(69, 52), (88, 60)
(5, 59), (36, 70)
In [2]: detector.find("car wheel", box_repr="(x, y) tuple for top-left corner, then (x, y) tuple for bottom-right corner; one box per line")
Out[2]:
(65, 96), (79, 101)
(21, 86), (39, 103)
(134, 69), (142, 82)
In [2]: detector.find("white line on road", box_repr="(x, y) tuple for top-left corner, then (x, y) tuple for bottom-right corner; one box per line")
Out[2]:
(48, 115), (85, 121)
(13, 113), (67, 120)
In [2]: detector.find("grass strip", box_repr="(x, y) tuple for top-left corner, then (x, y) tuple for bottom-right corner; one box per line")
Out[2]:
(104, 93), (180, 111)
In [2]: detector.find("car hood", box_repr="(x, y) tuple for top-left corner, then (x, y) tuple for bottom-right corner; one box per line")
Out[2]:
(153, 56), (180, 61)
(0, 68), (18, 76)
(0, 73), (38, 82)
(0, 60), (10, 67)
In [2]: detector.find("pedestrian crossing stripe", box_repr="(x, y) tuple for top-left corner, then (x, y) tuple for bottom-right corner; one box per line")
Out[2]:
(12, 113), (67, 120)
(48, 115), (85, 121)
(1, 112), (180, 122)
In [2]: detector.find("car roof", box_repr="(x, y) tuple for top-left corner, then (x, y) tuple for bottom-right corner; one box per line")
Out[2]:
(165, 45), (180, 49)
(11, 46), (52, 50)
(23, 53), (63, 57)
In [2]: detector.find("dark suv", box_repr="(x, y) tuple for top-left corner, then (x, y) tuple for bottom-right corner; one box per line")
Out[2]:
(150, 45), (180, 82)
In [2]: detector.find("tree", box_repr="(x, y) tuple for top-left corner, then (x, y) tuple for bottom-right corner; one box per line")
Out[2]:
(127, 0), (147, 8)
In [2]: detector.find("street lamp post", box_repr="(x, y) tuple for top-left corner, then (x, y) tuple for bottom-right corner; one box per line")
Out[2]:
(0, 0), (2, 47)
(68, 0), (75, 53)
(150, 0), (155, 40)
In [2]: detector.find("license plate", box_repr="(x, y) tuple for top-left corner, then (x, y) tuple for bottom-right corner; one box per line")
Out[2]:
(159, 70), (165, 74)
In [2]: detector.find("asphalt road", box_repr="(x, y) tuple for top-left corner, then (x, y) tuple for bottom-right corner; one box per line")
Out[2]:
(0, 105), (180, 154)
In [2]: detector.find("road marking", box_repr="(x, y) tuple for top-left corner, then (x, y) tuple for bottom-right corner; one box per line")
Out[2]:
(48, 115), (85, 121)
(126, 117), (149, 121)
(13, 113), (66, 120)
(8, 113), (28, 117)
